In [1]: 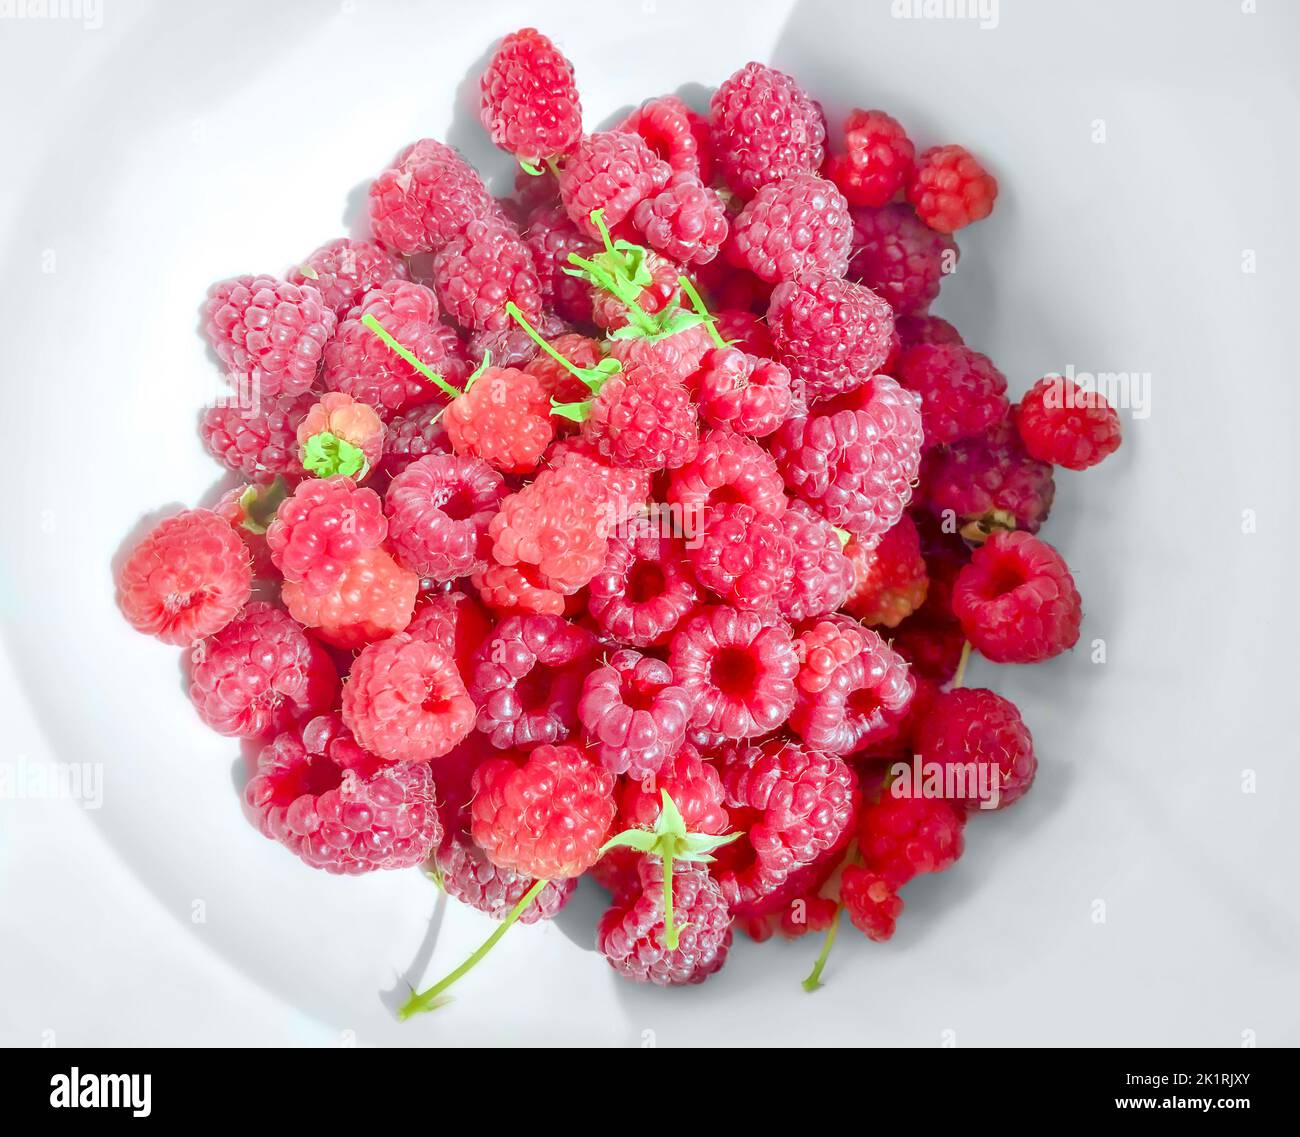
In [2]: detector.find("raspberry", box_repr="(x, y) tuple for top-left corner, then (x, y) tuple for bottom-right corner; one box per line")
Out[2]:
(587, 531), (703, 648)
(545, 435), (653, 519)
(523, 334), (603, 405)
(204, 275), (335, 400)
(713, 309), (774, 356)
(692, 346), (793, 438)
(825, 108), (915, 208)
(892, 609), (966, 685)
(471, 561), (566, 616)
(559, 131), (671, 240)
(839, 867), (903, 941)
(480, 28), (582, 164)
(523, 204), (599, 324)
(244, 714), (442, 875)
(778, 500), (854, 621)
(200, 392), (313, 481)
(689, 503), (794, 618)
(211, 483), (279, 580)
(618, 95), (712, 181)
(297, 392), (385, 478)
(385, 454), (506, 582)
(919, 419), (1055, 535)
(323, 281), (467, 420)
(289, 237), (408, 315)
(710, 62), (826, 198)
(379, 403), (450, 479)
(341, 632), (476, 763)
(189, 602), (337, 739)
(118, 509), (252, 646)
(471, 743), (616, 878)
(432, 218), (543, 333)
(767, 271), (895, 401)
(727, 173), (852, 283)
(770, 375), (923, 543)
(617, 745), (729, 836)
(1016, 375), (1122, 470)
(896, 343), (1009, 447)
(789, 618), (914, 756)
(606, 320), (712, 380)
(435, 832), (576, 923)
(667, 427), (787, 518)
(442, 366), (554, 474)
(578, 648), (693, 777)
(283, 546), (418, 649)
(466, 310), (569, 370)
(848, 203), (957, 317)
(406, 589), (492, 681)
(368, 139), (493, 256)
(857, 790), (965, 889)
(668, 606), (798, 739)
(469, 614), (596, 748)
(843, 513), (928, 627)
(598, 857), (732, 985)
(952, 529), (1082, 664)
(907, 144), (997, 234)
(896, 313), (964, 350)
(916, 688), (1037, 810)
(265, 475), (386, 595)
(632, 172), (729, 266)
(582, 370), (699, 471)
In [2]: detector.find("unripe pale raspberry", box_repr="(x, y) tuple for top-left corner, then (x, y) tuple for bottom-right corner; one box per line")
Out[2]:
(297, 392), (385, 477)
(443, 366), (554, 474)
(282, 546), (418, 649)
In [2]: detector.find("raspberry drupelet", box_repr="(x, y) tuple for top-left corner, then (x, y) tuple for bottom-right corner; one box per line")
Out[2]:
(1016, 375), (1122, 470)
(368, 139), (493, 257)
(282, 546), (418, 650)
(265, 475), (387, 596)
(916, 688), (1037, 809)
(385, 454), (506, 582)
(480, 27), (583, 165)
(907, 144), (998, 234)
(825, 108), (915, 208)
(848, 203), (958, 317)
(726, 173), (853, 284)
(289, 237), (409, 316)
(578, 648), (694, 777)
(587, 530), (703, 648)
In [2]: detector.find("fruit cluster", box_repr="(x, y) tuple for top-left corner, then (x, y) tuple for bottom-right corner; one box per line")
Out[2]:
(117, 28), (1121, 1009)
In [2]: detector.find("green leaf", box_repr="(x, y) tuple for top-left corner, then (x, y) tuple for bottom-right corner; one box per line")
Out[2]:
(518, 159), (543, 177)
(550, 398), (592, 423)
(598, 829), (659, 856)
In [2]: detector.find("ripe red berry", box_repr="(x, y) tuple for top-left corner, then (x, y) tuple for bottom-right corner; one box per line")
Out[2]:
(432, 218), (544, 333)
(848, 203), (958, 317)
(582, 370), (699, 471)
(632, 172), (729, 266)
(282, 546), (418, 650)
(379, 403), (450, 480)
(916, 688), (1037, 809)
(471, 560), (566, 617)
(692, 346), (794, 438)
(668, 427), (788, 518)
(578, 648), (694, 777)
(779, 500), (854, 621)
(435, 832), (576, 923)
(524, 204), (599, 324)
(689, 502), (795, 618)
(618, 95), (712, 182)
(907, 144), (998, 234)
(559, 131), (671, 239)
(825, 108), (915, 208)
(385, 454), (506, 582)
(727, 173), (852, 283)
(587, 531), (703, 648)
(289, 237), (409, 316)
(840, 866), (904, 941)
(480, 28), (583, 164)
(1015, 375), (1122, 470)
(200, 391), (314, 482)
(896, 343), (1009, 447)
(843, 512), (929, 627)
(265, 475), (387, 596)
(443, 365), (554, 474)
(857, 790), (966, 889)
(368, 139), (493, 256)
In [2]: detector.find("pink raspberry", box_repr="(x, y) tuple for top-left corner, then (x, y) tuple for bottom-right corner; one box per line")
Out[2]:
(471, 561), (566, 617)
(524, 204), (599, 324)
(204, 275), (335, 400)
(582, 370), (699, 471)
(692, 346), (793, 438)
(466, 309), (569, 370)
(244, 714), (442, 875)
(289, 237), (408, 316)
(618, 94), (712, 181)
(384, 454), (506, 582)
(545, 435), (653, 519)
(368, 139), (493, 256)
(558, 131), (671, 239)
(710, 62), (826, 198)
(578, 648), (694, 777)
(442, 366), (554, 474)
(632, 172), (729, 266)
(849, 203), (958, 317)
(435, 832), (576, 923)
(432, 218), (543, 333)
(617, 745), (730, 836)
(916, 688), (1037, 810)
(480, 27), (582, 164)
(378, 403), (450, 479)
(843, 513), (929, 627)
(952, 529), (1082, 664)
(907, 144), (998, 234)
(727, 173), (852, 283)
(189, 602), (337, 739)
(689, 503), (794, 618)
(767, 271), (895, 401)
(840, 867), (904, 941)
(713, 309), (774, 356)
(825, 108), (915, 208)
(297, 392), (385, 478)
(896, 343), (1009, 447)
(1016, 375), (1123, 470)
(265, 475), (386, 595)
(669, 606), (798, 739)
(605, 319), (712, 379)
(200, 392), (313, 481)
(282, 546), (418, 650)
(667, 427), (787, 518)
(778, 500), (853, 621)
(587, 531), (703, 649)
(857, 790), (966, 889)
(118, 509), (252, 646)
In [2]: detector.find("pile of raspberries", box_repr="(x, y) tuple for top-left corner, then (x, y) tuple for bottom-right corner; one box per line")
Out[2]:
(117, 28), (1121, 1008)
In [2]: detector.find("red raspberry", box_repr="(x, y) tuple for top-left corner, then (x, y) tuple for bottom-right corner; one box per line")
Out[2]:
(283, 546), (418, 649)
(667, 427), (787, 518)
(896, 313), (964, 350)
(385, 454), (506, 582)
(471, 561), (566, 617)
(558, 131), (671, 240)
(916, 688), (1036, 810)
(896, 343), (1009, 447)
(200, 392), (313, 481)
(378, 403), (450, 479)
(323, 281), (468, 420)
(778, 500), (854, 621)
(442, 366), (554, 474)
(466, 309), (569, 370)
(789, 618), (914, 756)
(289, 237), (408, 316)
(606, 320), (712, 380)
(244, 714), (441, 875)
(583, 370), (699, 471)
(727, 173), (852, 283)
(767, 271), (894, 401)
(907, 144), (998, 234)
(578, 648), (694, 777)
(857, 790), (965, 889)
(523, 204), (599, 324)
(840, 867), (904, 941)
(843, 512), (928, 627)
(435, 832), (576, 923)
(825, 108), (915, 208)
(669, 606), (798, 739)
(692, 346), (793, 438)
(432, 218), (543, 333)
(892, 611), (965, 686)
(1016, 375), (1122, 470)
(545, 435), (653, 519)
(118, 509), (252, 646)
(598, 857), (732, 985)
(713, 309), (774, 356)
(368, 139), (493, 256)
(297, 392), (386, 479)
(952, 530), (1082, 664)
(618, 95), (712, 181)
(689, 503), (794, 617)
(771, 375), (923, 542)
(189, 602), (337, 739)
(587, 531), (703, 648)
(471, 743), (615, 878)
(480, 28), (582, 164)
(848, 203), (957, 317)
(265, 475), (386, 595)
(204, 275), (335, 399)
(632, 172), (729, 266)
(406, 589), (492, 680)
(617, 745), (729, 835)
(211, 483), (278, 580)
(710, 62), (826, 198)
(524, 333), (605, 404)
(470, 614), (595, 749)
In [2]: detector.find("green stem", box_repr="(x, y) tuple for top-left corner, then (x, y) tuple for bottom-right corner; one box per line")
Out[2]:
(952, 640), (973, 689)
(677, 275), (726, 348)
(398, 879), (547, 1019)
(663, 852), (679, 951)
(801, 906), (843, 993)
(504, 301), (609, 391)
(361, 313), (463, 400)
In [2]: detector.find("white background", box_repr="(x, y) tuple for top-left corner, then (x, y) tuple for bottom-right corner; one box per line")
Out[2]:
(1, 0), (1297, 1047)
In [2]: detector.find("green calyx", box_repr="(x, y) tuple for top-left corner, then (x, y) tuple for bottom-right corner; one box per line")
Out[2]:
(236, 477), (288, 535)
(361, 313), (463, 400)
(302, 431), (367, 479)
(599, 791), (741, 951)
